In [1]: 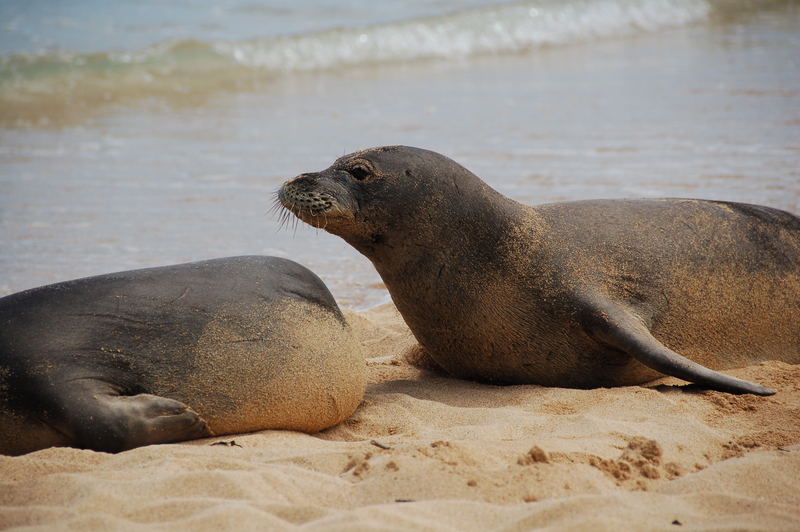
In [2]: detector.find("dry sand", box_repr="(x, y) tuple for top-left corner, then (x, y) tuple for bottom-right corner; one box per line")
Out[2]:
(2, 302), (799, 531)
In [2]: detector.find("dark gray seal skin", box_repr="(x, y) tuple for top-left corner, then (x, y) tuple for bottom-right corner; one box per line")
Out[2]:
(279, 146), (800, 396)
(0, 256), (365, 455)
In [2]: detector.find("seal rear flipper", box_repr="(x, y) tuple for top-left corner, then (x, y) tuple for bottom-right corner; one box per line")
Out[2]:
(43, 381), (212, 452)
(580, 298), (776, 396)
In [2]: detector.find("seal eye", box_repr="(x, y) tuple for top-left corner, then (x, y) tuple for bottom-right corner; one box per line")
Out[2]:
(349, 165), (371, 182)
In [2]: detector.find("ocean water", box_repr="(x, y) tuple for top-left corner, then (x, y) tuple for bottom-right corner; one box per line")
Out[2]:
(1, 0), (799, 308)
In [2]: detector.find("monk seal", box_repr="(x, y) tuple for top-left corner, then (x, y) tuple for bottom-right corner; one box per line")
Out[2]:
(0, 256), (366, 455)
(278, 146), (800, 395)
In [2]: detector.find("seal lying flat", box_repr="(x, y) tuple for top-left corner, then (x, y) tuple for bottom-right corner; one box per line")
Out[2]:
(279, 146), (800, 396)
(0, 256), (366, 455)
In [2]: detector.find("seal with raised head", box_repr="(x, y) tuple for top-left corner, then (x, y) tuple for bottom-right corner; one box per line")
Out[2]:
(0, 256), (366, 455)
(279, 146), (800, 395)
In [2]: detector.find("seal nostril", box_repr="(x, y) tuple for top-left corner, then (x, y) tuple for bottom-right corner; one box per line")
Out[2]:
(293, 172), (321, 186)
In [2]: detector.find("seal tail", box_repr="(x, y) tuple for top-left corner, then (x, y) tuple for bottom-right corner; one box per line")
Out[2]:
(581, 296), (776, 396)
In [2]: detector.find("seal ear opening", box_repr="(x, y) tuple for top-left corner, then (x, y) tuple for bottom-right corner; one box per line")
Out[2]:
(581, 296), (776, 396)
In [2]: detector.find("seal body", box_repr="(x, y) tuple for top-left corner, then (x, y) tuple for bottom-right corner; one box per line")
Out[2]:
(0, 256), (366, 455)
(279, 146), (800, 395)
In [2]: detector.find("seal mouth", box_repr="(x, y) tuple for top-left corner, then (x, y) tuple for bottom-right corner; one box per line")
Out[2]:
(276, 178), (353, 229)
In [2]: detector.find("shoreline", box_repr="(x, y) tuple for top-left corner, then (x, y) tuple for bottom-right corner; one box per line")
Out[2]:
(2, 8), (799, 307)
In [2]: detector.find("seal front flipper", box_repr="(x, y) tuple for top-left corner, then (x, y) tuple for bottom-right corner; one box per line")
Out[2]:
(44, 380), (212, 453)
(580, 297), (776, 396)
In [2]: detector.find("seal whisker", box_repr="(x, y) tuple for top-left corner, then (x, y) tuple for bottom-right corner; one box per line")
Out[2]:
(274, 199), (296, 233)
(292, 212), (302, 235)
(269, 198), (289, 232)
(277, 209), (290, 232)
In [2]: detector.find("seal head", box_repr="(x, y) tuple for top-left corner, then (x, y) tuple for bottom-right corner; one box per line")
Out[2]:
(278, 146), (516, 260)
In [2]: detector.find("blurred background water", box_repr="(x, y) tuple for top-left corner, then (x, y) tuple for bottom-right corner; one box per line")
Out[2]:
(1, 0), (798, 308)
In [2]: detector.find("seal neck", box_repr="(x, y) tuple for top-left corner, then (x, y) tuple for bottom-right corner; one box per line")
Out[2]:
(363, 180), (530, 282)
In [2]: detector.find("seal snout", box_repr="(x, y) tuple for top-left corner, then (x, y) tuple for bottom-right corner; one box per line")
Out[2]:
(280, 175), (331, 214)
(278, 172), (354, 229)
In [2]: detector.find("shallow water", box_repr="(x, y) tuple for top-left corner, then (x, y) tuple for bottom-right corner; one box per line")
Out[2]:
(1, 1), (798, 309)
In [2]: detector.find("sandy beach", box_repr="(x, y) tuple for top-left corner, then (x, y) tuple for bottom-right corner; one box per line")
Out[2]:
(2, 1), (799, 530)
(2, 303), (798, 531)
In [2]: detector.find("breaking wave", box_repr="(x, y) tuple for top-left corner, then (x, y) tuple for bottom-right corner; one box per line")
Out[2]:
(0, 0), (783, 125)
